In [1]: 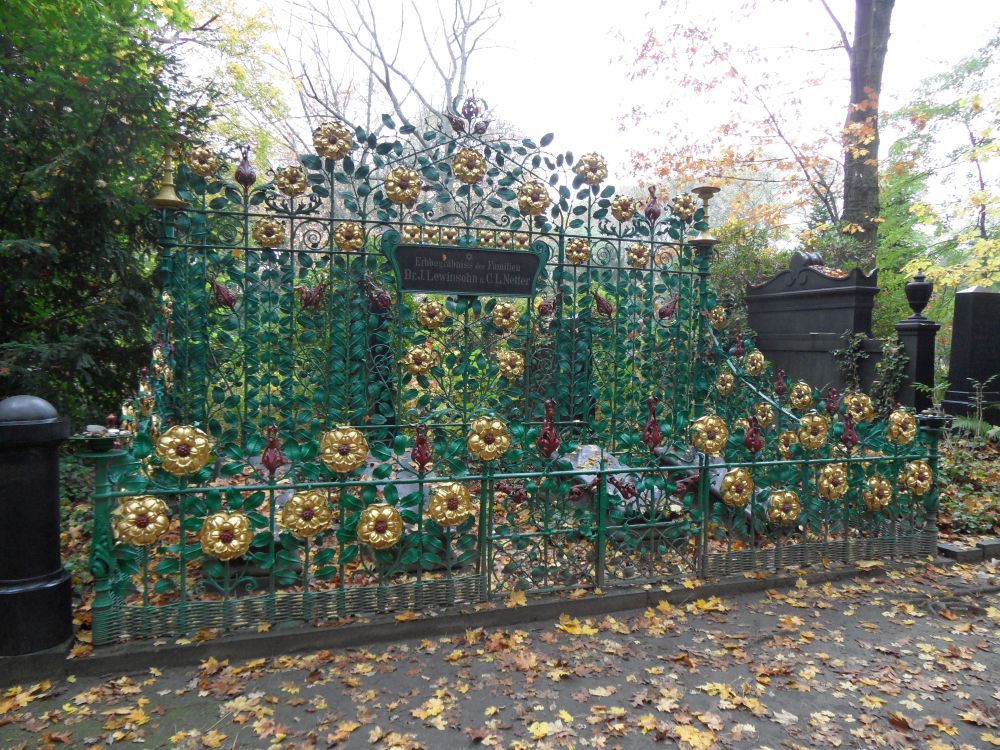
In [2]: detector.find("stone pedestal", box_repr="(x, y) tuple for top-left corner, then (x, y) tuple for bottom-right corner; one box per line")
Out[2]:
(943, 286), (1000, 419)
(0, 395), (72, 656)
(895, 317), (941, 412)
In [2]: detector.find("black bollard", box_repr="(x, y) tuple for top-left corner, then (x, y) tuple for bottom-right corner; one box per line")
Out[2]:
(0, 395), (72, 655)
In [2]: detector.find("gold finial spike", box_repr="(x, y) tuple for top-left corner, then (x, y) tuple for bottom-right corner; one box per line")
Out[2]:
(150, 142), (188, 209)
(690, 185), (721, 250)
(691, 185), (721, 218)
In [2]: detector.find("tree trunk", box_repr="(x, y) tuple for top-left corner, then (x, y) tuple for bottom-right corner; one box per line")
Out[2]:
(840, 0), (895, 264)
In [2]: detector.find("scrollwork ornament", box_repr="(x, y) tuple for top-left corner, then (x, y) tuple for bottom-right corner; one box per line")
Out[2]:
(320, 426), (369, 474)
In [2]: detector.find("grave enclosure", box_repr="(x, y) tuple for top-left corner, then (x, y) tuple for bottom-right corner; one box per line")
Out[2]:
(80, 99), (941, 646)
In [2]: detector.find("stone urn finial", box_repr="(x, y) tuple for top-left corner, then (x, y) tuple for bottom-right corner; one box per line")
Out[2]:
(905, 269), (933, 319)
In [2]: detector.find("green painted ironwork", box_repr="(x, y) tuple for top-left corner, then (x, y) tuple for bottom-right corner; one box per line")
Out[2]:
(84, 101), (939, 646)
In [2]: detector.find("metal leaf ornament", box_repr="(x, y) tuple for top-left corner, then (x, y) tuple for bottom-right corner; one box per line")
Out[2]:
(536, 399), (560, 458)
(261, 424), (286, 477)
(642, 396), (662, 451)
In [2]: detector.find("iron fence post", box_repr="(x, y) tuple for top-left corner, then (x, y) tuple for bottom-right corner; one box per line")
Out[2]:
(918, 411), (948, 534)
(595, 464), (607, 590)
(697, 452), (710, 578)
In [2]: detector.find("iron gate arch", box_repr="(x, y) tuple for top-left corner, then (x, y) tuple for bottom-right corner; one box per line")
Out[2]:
(84, 99), (940, 645)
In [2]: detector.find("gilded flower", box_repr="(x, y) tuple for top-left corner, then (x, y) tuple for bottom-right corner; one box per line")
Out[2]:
(385, 167), (421, 205)
(863, 475), (893, 512)
(691, 415), (728, 456)
(452, 148), (487, 184)
(199, 512), (253, 561)
(496, 350), (524, 379)
(574, 153), (608, 186)
(428, 482), (475, 526)
(155, 425), (212, 476)
(796, 412), (829, 451)
(733, 417), (749, 434)
(402, 224), (421, 243)
(334, 221), (365, 251)
(818, 463), (849, 500)
(844, 392), (875, 423)
(252, 217), (285, 248)
(777, 430), (798, 459)
(720, 468), (754, 509)
(467, 417), (511, 462)
(115, 496), (170, 546)
(901, 460), (933, 496)
(789, 381), (813, 411)
(709, 306), (728, 330)
(187, 146), (221, 177)
(442, 227), (460, 244)
(479, 230), (496, 247)
(274, 165), (308, 197)
(320, 426), (369, 474)
(402, 346), (435, 376)
(492, 301), (519, 331)
(671, 193), (697, 221)
(611, 195), (636, 222)
(886, 409), (917, 445)
(767, 490), (801, 525)
(517, 181), (550, 216)
(417, 300), (447, 329)
(626, 243), (649, 268)
(422, 226), (441, 244)
(312, 121), (353, 160)
(716, 371), (736, 397)
(754, 402), (776, 430)
(565, 238), (591, 265)
(513, 232), (531, 250)
(357, 504), (403, 549)
(280, 490), (332, 539)
(743, 350), (767, 377)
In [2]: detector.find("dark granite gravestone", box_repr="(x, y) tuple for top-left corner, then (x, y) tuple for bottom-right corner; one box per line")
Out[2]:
(745, 252), (881, 390)
(943, 287), (1000, 420)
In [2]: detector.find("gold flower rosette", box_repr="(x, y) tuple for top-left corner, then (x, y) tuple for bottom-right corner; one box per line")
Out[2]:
(357, 504), (403, 549)
(155, 425), (213, 476)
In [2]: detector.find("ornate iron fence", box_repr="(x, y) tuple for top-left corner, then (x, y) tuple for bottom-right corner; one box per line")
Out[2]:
(82, 99), (941, 645)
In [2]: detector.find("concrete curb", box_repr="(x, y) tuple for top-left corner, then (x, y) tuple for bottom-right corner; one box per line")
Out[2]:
(0, 557), (954, 688)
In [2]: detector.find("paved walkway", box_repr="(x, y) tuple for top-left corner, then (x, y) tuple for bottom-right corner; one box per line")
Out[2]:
(2, 561), (998, 749)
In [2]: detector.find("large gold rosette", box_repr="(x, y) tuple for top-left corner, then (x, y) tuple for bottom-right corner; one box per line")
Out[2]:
(417, 300), (447, 329)
(901, 460), (933, 496)
(274, 165), (308, 197)
(188, 146), (221, 177)
(626, 243), (649, 268)
(754, 402), (776, 430)
(574, 153), (608, 186)
(452, 148), (487, 184)
(743, 351), (767, 377)
(155, 425), (212, 476)
(565, 237), (591, 265)
(496, 350), (524, 379)
(818, 463), (849, 500)
(115, 496), (170, 546)
(312, 121), (353, 160)
(671, 194), (697, 221)
(611, 195), (636, 222)
(357, 504), (403, 549)
(886, 409), (917, 445)
(252, 217), (285, 248)
(720, 468), (754, 509)
(280, 491), (332, 539)
(492, 301), (518, 331)
(708, 307), (728, 330)
(789, 382), (813, 411)
(467, 417), (511, 462)
(200, 512), (253, 561)
(796, 412), (829, 451)
(334, 221), (365, 251)
(691, 415), (728, 456)
(402, 347), (435, 376)
(320, 426), (369, 474)
(385, 167), (421, 205)
(844, 392), (875, 423)
(863, 475), (893, 512)
(767, 490), (801, 525)
(517, 181), (550, 216)
(428, 482), (475, 526)
(716, 372), (735, 397)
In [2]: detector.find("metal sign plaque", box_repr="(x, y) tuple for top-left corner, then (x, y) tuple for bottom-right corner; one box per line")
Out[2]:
(391, 243), (544, 296)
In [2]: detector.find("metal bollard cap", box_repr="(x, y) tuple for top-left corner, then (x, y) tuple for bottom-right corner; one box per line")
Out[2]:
(0, 395), (70, 447)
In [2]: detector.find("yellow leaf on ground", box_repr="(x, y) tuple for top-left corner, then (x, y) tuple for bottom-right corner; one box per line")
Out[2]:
(982, 733), (1000, 747)
(201, 729), (227, 748)
(395, 611), (422, 621)
(529, 721), (553, 740)
(676, 724), (716, 749)
(507, 590), (527, 608)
